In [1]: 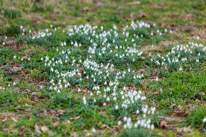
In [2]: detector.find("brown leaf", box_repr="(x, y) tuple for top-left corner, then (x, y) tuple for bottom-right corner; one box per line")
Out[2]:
(35, 124), (41, 134)
(11, 117), (18, 122)
(81, 7), (91, 13)
(153, 91), (160, 95)
(108, 68), (117, 72)
(0, 112), (16, 117)
(177, 127), (192, 133)
(22, 55), (28, 59)
(21, 70), (26, 77)
(164, 64), (168, 72)
(153, 88), (163, 95)
(170, 23), (177, 27)
(12, 66), (23, 72)
(64, 120), (71, 124)
(160, 120), (167, 128)
(162, 117), (183, 122)
(97, 2), (104, 7)
(2, 117), (7, 122)
(76, 72), (78, 79)
(70, 116), (80, 120)
(129, 1), (141, 5)
(130, 12), (136, 18)
(173, 107), (186, 116)
(57, 110), (65, 114)
(41, 126), (49, 133)
(139, 11), (146, 17)
(79, 68), (84, 74)
(53, 121), (61, 126)
(169, 104), (176, 109)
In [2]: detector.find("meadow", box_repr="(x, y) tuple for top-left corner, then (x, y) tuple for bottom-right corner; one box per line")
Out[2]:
(0, 0), (206, 136)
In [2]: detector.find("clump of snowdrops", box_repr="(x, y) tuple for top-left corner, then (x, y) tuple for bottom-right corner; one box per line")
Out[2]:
(15, 21), (205, 130)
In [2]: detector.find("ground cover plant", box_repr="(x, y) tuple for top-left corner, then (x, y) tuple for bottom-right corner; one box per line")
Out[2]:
(0, 0), (206, 136)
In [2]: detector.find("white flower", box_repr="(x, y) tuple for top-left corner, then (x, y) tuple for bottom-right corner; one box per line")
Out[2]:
(203, 118), (206, 123)
(83, 96), (87, 105)
(123, 117), (127, 121)
(92, 128), (96, 133)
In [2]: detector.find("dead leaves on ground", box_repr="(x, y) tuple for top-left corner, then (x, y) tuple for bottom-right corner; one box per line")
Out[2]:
(11, 65), (23, 72)
(0, 112), (20, 123)
(128, 1), (141, 5)
(152, 88), (163, 95)
(160, 120), (168, 128)
(41, 126), (49, 133)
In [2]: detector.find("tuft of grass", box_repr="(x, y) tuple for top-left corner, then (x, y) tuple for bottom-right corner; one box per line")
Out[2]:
(185, 105), (206, 129)
(119, 128), (151, 137)
(2, 8), (22, 19)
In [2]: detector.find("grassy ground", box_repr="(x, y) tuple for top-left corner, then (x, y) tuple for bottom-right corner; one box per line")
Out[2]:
(0, 0), (206, 136)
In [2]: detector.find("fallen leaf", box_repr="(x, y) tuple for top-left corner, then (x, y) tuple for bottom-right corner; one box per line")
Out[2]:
(81, 7), (91, 12)
(35, 124), (41, 134)
(12, 66), (23, 72)
(108, 68), (117, 72)
(160, 116), (183, 122)
(160, 120), (167, 128)
(164, 64), (168, 72)
(177, 127), (192, 132)
(64, 120), (71, 124)
(0, 112), (16, 117)
(53, 121), (61, 126)
(11, 117), (18, 122)
(153, 88), (163, 95)
(21, 70), (26, 77)
(173, 108), (186, 116)
(76, 72), (78, 79)
(170, 23), (177, 27)
(129, 1), (141, 5)
(2, 117), (7, 122)
(22, 55), (28, 59)
(70, 116), (80, 120)
(97, 2), (104, 7)
(41, 126), (49, 133)
(169, 104), (176, 109)
(153, 91), (160, 95)
(79, 68), (84, 74)
(130, 12), (136, 18)
(139, 11), (146, 17)
(57, 110), (65, 114)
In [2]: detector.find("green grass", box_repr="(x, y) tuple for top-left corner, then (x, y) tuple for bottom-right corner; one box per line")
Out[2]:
(185, 105), (206, 129)
(0, 0), (206, 136)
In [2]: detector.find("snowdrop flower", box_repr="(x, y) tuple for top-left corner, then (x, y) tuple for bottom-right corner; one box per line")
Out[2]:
(179, 67), (183, 71)
(203, 118), (206, 123)
(92, 128), (96, 133)
(155, 77), (159, 81)
(123, 117), (127, 121)
(83, 96), (87, 105)
(196, 36), (200, 40)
